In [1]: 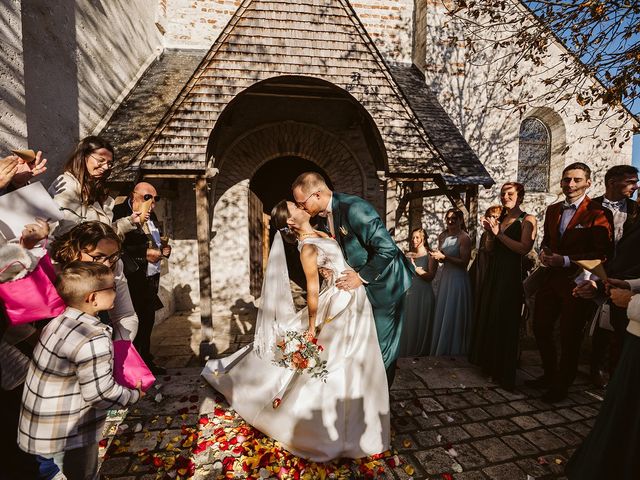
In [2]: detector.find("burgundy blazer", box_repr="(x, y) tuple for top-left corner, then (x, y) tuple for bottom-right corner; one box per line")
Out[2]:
(541, 196), (613, 265)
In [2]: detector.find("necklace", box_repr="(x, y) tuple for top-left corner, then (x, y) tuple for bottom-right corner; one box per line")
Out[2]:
(298, 231), (317, 240)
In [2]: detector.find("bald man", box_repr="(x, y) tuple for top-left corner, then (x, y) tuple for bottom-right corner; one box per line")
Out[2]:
(113, 182), (171, 374)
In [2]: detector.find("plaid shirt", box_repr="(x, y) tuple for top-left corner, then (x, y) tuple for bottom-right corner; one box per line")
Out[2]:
(18, 307), (140, 455)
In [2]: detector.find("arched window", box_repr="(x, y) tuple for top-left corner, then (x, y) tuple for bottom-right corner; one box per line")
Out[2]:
(517, 117), (551, 192)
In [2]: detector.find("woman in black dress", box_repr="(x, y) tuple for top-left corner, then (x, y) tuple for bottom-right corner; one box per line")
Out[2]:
(469, 182), (537, 389)
(566, 281), (640, 480)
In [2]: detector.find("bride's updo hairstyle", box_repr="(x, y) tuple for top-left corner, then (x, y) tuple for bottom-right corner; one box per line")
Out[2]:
(271, 200), (298, 244)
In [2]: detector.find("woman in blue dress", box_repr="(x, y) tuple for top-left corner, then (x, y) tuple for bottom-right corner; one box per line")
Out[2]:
(399, 227), (437, 357)
(430, 209), (473, 356)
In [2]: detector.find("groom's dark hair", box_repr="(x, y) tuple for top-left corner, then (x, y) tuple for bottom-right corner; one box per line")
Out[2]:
(292, 172), (328, 193)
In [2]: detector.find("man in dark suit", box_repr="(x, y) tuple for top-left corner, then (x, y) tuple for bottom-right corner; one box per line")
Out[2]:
(112, 182), (171, 375)
(531, 162), (613, 402)
(292, 172), (413, 385)
(573, 165), (639, 387)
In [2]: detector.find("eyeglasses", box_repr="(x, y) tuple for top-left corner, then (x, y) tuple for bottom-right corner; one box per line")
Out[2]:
(295, 191), (319, 209)
(89, 154), (112, 168)
(83, 251), (121, 264)
(135, 192), (160, 202)
(93, 284), (117, 294)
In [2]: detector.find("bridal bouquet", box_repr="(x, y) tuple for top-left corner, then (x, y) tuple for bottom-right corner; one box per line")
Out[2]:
(273, 330), (328, 382)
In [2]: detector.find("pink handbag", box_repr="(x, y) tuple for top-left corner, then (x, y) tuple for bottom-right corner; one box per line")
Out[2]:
(112, 340), (156, 391)
(0, 252), (66, 325)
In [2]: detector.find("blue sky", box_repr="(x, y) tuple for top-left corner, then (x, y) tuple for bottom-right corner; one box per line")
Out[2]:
(634, 134), (640, 169)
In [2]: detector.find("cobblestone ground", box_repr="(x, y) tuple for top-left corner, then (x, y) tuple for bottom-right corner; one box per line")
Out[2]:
(99, 311), (604, 479)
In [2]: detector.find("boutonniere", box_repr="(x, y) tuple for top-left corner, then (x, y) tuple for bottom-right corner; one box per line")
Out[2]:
(339, 226), (348, 236)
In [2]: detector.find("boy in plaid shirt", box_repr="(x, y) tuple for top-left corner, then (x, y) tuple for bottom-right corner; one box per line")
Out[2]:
(18, 262), (143, 480)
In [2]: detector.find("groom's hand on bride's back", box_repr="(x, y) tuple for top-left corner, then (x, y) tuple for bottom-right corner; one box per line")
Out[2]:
(336, 269), (363, 291)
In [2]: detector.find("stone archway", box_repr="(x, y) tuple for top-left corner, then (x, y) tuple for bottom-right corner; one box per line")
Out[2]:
(206, 77), (388, 312)
(214, 121), (369, 206)
(209, 121), (373, 306)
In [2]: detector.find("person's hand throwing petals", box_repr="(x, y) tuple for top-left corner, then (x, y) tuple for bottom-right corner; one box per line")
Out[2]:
(12, 151), (48, 188)
(572, 280), (598, 299)
(20, 218), (50, 249)
(0, 155), (19, 190)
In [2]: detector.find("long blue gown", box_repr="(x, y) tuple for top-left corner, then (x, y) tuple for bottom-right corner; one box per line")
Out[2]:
(399, 255), (436, 357)
(430, 234), (473, 356)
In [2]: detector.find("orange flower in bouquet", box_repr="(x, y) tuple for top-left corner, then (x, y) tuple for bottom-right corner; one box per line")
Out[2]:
(273, 330), (328, 381)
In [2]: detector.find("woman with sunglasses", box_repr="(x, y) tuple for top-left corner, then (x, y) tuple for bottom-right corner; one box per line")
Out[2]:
(50, 221), (138, 342)
(49, 136), (146, 237)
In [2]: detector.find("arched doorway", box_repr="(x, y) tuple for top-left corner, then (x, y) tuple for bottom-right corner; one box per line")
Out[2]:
(248, 157), (333, 296)
(207, 76), (387, 309)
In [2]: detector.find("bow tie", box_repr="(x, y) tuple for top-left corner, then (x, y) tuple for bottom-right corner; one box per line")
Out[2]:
(562, 203), (577, 211)
(603, 199), (625, 211)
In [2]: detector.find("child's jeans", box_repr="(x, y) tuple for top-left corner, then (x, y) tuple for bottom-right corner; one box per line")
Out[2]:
(48, 444), (98, 480)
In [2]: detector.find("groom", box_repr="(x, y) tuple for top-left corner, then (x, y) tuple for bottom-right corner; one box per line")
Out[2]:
(292, 172), (413, 385)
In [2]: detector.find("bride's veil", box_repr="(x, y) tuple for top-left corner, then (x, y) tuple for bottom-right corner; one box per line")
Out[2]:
(253, 230), (295, 359)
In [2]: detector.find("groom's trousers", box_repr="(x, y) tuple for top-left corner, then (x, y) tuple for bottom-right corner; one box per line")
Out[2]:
(371, 293), (407, 388)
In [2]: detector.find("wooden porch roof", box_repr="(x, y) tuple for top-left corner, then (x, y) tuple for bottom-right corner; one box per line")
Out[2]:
(108, 0), (492, 187)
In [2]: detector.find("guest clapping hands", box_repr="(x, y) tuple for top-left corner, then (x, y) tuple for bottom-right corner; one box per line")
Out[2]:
(430, 209), (473, 356)
(469, 182), (536, 390)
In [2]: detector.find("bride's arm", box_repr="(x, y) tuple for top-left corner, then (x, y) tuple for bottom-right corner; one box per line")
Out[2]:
(300, 243), (320, 339)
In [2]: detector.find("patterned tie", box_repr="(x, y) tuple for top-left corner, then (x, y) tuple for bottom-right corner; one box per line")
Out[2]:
(602, 198), (626, 212)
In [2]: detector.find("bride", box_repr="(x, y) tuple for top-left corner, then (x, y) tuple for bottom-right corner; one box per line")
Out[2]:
(201, 200), (390, 461)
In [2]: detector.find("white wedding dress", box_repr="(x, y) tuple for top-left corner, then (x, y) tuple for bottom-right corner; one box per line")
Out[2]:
(201, 235), (390, 461)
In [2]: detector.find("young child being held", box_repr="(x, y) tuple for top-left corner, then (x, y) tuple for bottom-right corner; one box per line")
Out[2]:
(18, 261), (143, 480)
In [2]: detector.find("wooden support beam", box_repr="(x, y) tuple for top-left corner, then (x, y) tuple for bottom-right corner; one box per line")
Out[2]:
(394, 187), (444, 229)
(408, 182), (424, 234)
(465, 185), (479, 246)
(195, 176), (214, 361)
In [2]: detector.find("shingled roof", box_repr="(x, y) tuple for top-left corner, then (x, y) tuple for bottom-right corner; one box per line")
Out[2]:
(103, 49), (206, 181)
(109, 0), (492, 187)
(389, 64), (493, 187)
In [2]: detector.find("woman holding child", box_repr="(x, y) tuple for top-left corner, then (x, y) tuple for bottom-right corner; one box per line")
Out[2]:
(468, 182), (537, 390)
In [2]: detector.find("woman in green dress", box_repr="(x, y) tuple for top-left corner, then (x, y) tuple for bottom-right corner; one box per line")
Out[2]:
(399, 228), (437, 357)
(469, 182), (537, 389)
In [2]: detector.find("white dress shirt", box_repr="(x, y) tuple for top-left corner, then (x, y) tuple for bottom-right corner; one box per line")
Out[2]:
(601, 197), (627, 245)
(560, 194), (586, 268)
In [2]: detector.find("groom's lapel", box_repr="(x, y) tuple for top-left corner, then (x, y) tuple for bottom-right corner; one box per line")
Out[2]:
(331, 194), (341, 237)
(331, 194), (347, 254)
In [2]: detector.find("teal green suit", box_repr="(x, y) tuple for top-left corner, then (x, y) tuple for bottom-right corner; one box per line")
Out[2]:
(324, 193), (413, 376)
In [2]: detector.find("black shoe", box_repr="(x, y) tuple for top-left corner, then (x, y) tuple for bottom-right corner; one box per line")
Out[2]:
(541, 388), (567, 403)
(149, 363), (167, 375)
(524, 376), (550, 388)
(590, 369), (608, 389)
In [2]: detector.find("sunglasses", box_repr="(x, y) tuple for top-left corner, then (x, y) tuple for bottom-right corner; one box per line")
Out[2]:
(137, 193), (160, 202)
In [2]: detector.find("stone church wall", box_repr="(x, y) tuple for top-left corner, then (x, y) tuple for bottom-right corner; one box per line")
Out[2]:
(157, 0), (415, 63)
(0, 0), (162, 186)
(415, 0), (635, 241)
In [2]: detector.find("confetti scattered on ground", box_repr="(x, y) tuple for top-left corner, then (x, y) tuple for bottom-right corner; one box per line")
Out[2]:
(103, 393), (399, 479)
